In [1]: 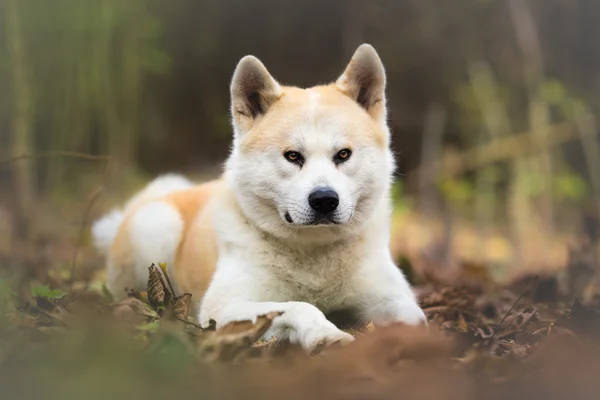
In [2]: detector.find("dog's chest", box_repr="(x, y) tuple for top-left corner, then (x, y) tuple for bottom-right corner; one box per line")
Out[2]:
(258, 241), (360, 310)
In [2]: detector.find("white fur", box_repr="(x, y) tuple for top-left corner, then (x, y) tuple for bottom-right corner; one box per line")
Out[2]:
(199, 185), (426, 351)
(93, 174), (193, 298)
(91, 209), (124, 252)
(126, 202), (183, 291)
(216, 301), (354, 352)
(92, 174), (193, 254)
(95, 45), (426, 352)
(102, 202), (185, 298)
(200, 46), (426, 350)
(124, 174), (193, 211)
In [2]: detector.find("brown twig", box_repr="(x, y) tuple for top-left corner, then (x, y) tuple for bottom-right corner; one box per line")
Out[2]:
(68, 158), (110, 292)
(177, 317), (205, 330)
(0, 148), (112, 291)
(68, 185), (104, 292)
(500, 275), (538, 326)
(423, 305), (451, 315)
(0, 151), (111, 168)
(409, 122), (585, 179)
(158, 263), (177, 297)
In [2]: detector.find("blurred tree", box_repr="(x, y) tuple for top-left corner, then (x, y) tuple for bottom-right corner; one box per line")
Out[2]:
(4, 0), (35, 239)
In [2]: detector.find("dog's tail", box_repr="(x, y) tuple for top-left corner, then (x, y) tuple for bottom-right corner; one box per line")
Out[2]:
(91, 208), (125, 253)
(91, 174), (194, 254)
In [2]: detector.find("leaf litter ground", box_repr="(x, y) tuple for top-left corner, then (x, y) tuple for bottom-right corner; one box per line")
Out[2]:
(1, 242), (600, 400)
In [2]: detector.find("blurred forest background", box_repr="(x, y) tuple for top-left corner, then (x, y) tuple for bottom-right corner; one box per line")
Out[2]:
(2, 0), (600, 286)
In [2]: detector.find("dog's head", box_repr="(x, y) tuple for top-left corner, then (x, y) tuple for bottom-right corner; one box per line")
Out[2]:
(225, 44), (395, 241)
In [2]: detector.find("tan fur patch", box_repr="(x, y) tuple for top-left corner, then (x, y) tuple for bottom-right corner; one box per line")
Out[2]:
(240, 85), (387, 154)
(166, 181), (222, 301)
(107, 180), (223, 302)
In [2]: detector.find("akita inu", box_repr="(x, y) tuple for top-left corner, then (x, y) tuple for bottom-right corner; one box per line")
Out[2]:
(92, 44), (427, 352)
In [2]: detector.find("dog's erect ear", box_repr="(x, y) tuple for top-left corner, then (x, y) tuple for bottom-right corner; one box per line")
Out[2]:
(230, 55), (282, 135)
(335, 44), (386, 119)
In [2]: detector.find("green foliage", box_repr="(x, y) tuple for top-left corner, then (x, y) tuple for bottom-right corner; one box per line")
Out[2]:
(136, 4), (171, 74)
(481, 165), (504, 184)
(540, 79), (567, 105)
(145, 331), (196, 369)
(48, 267), (71, 282)
(521, 171), (546, 197)
(517, 167), (588, 202)
(540, 78), (591, 122)
(31, 284), (67, 300)
(102, 283), (115, 303)
(141, 48), (171, 74)
(0, 279), (16, 318)
(3, 0), (171, 184)
(390, 180), (411, 213)
(454, 83), (484, 132)
(454, 80), (511, 136)
(439, 178), (475, 203)
(136, 320), (160, 334)
(554, 169), (588, 201)
(85, 281), (115, 303)
(390, 180), (403, 204)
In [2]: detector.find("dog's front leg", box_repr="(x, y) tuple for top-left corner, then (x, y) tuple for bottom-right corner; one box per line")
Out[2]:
(199, 261), (354, 353)
(351, 255), (428, 327)
(210, 301), (354, 352)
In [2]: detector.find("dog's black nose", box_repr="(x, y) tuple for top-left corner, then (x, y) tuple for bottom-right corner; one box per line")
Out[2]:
(308, 188), (339, 214)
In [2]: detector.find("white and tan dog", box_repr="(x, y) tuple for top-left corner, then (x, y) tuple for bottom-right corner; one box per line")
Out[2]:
(92, 44), (426, 352)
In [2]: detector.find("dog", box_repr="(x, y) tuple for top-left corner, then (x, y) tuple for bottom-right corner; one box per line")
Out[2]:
(92, 44), (427, 352)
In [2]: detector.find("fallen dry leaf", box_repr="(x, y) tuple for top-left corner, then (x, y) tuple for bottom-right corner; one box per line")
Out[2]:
(198, 312), (282, 362)
(109, 296), (159, 320)
(558, 298), (600, 338)
(147, 264), (171, 309)
(457, 313), (468, 332)
(171, 292), (192, 321)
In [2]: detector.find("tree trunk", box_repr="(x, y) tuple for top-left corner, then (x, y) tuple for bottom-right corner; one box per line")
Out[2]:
(4, 0), (35, 239)
(118, 19), (141, 171)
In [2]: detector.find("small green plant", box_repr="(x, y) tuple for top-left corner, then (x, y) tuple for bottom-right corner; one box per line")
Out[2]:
(31, 284), (67, 300)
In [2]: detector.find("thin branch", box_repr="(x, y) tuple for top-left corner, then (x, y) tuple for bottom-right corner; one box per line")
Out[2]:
(68, 158), (110, 292)
(500, 275), (538, 326)
(410, 122), (586, 179)
(177, 317), (205, 330)
(0, 151), (111, 168)
(2, 150), (112, 290)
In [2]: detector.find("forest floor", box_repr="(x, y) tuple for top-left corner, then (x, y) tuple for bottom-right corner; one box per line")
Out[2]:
(1, 199), (600, 400)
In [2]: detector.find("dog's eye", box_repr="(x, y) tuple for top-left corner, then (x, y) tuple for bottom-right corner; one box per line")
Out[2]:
(284, 151), (304, 166)
(334, 149), (352, 164)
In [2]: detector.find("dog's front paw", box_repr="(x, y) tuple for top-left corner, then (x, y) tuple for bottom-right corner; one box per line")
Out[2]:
(296, 322), (355, 354)
(372, 301), (428, 327)
(279, 302), (355, 353)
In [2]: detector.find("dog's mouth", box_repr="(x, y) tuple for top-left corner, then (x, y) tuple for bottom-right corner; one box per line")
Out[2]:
(284, 212), (340, 226)
(309, 217), (338, 226)
(284, 212), (294, 223)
